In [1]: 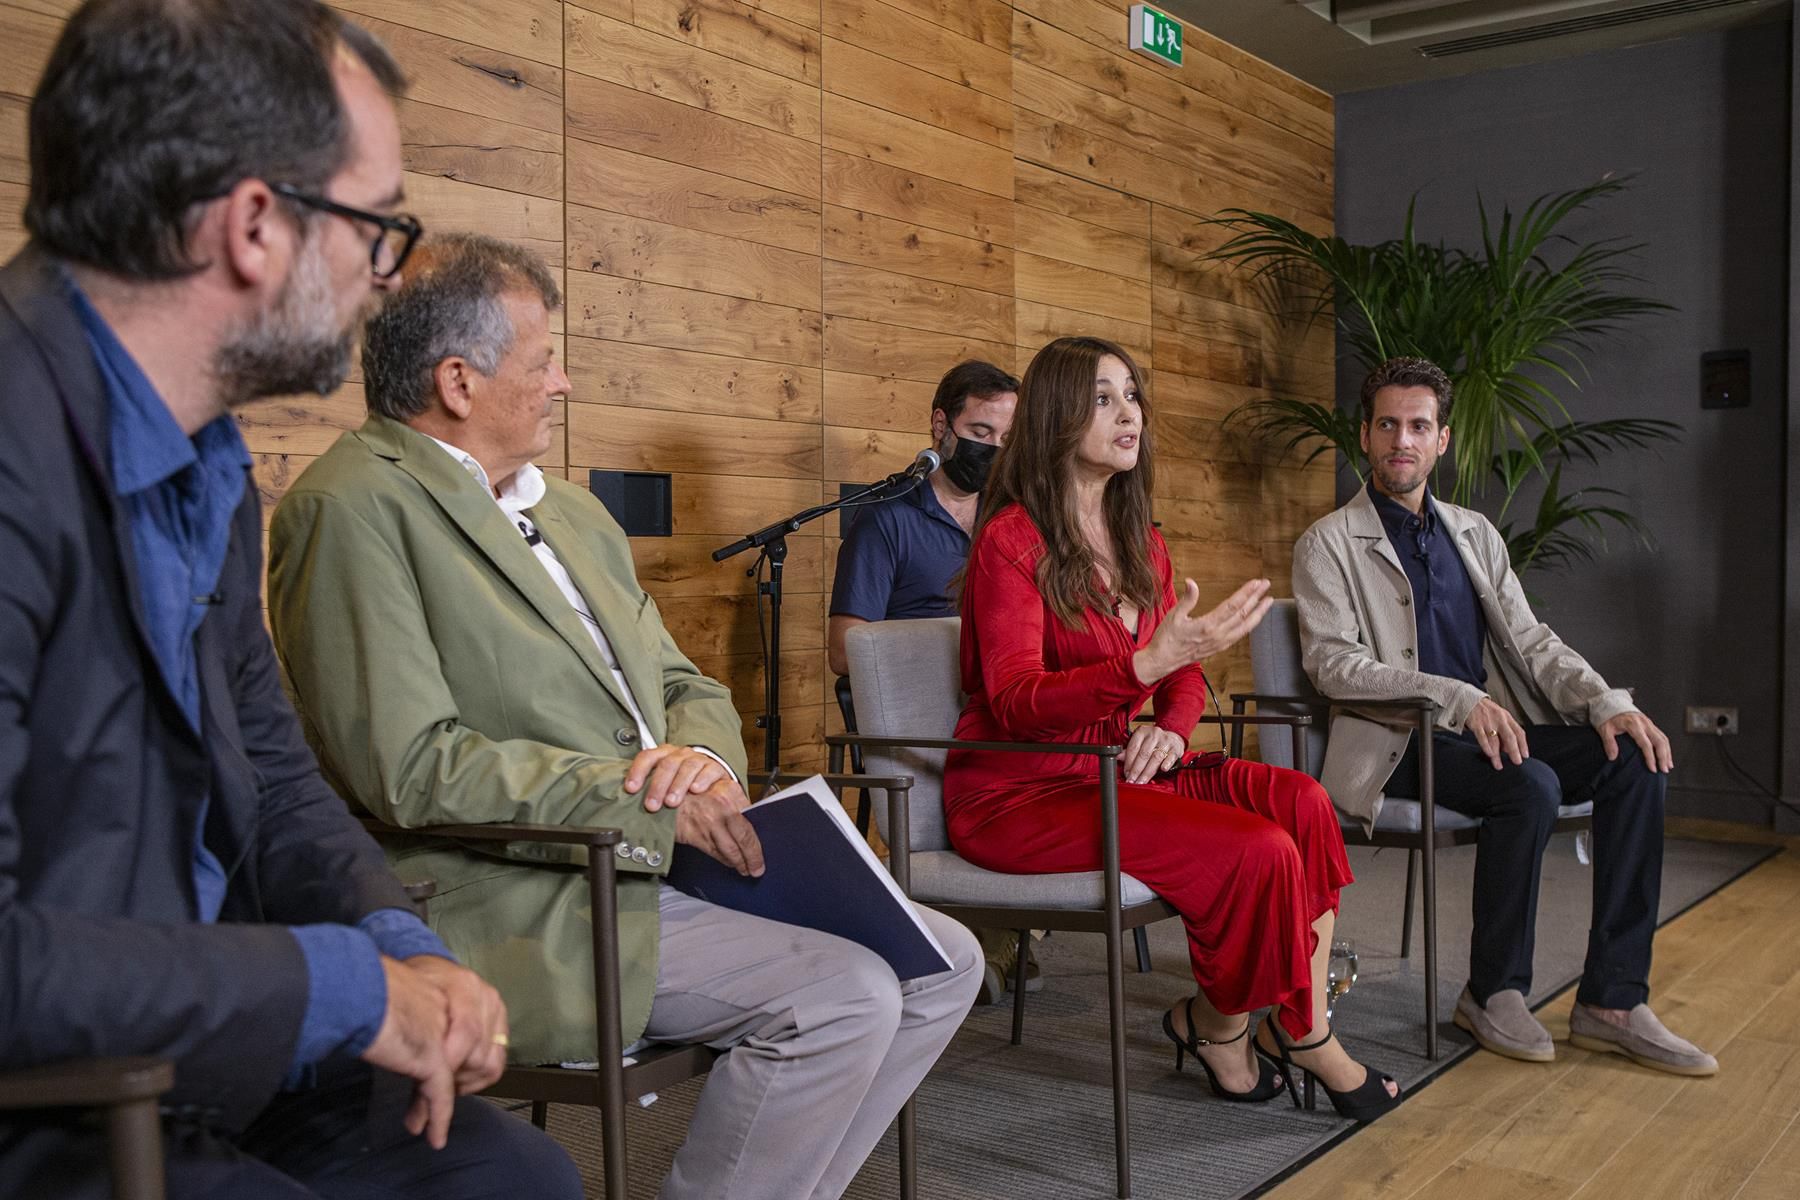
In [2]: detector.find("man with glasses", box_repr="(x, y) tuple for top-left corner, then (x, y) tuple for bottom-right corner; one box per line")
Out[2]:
(0, 1), (578, 1195)
(1292, 356), (1713, 1076)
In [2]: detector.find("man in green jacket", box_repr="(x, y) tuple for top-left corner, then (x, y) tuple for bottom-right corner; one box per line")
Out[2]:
(268, 233), (980, 1199)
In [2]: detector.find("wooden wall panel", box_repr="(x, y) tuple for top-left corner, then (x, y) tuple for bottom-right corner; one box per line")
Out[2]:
(6, 0), (1336, 775)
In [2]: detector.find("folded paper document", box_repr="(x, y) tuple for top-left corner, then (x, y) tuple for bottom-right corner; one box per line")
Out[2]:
(665, 775), (953, 981)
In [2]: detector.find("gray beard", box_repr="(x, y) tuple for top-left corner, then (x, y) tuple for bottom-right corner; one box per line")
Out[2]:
(212, 239), (357, 405)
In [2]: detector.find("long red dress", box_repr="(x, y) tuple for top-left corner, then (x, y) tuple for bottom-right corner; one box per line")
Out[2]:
(945, 504), (1352, 1039)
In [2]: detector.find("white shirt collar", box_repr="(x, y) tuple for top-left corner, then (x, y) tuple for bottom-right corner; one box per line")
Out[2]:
(423, 434), (546, 516)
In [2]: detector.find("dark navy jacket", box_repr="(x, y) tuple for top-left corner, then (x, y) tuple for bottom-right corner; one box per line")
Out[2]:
(0, 245), (411, 1155)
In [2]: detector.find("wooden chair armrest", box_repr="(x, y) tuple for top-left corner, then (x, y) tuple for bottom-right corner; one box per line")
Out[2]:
(0, 1057), (174, 1110)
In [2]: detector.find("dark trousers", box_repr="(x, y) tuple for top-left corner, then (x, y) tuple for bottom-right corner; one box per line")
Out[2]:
(0, 1063), (582, 1200)
(1384, 723), (1665, 1010)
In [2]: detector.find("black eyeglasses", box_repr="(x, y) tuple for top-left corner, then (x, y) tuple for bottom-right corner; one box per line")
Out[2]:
(271, 183), (423, 279)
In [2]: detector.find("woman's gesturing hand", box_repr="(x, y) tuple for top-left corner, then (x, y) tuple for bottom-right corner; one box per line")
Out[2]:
(1133, 578), (1273, 685)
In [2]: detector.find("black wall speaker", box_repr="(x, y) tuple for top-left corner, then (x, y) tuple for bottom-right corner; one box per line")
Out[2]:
(589, 470), (673, 537)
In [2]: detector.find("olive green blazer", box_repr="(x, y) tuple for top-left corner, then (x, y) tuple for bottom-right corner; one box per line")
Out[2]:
(267, 414), (748, 1063)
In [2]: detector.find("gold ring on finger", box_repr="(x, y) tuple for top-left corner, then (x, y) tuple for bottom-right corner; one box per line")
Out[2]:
(492, 1033), (510, 1047)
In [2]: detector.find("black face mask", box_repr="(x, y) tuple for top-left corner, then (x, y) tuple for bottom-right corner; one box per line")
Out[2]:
(940, 435), (998, 493)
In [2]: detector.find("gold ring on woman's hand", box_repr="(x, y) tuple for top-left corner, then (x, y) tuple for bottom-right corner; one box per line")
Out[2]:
(492, 1033), (510, 1047)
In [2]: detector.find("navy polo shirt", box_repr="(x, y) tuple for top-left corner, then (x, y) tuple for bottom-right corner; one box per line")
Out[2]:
(830, 477), (968, 623)
(1368, 482), (1488, 690)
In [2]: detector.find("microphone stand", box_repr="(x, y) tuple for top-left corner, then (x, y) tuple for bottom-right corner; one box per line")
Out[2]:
(712, 470), (929, 779)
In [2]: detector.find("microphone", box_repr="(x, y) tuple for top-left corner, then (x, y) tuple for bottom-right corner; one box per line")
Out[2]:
(875, 448), (940, 490)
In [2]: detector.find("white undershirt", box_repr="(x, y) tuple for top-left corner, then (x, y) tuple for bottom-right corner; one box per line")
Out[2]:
(425, 437), (733, 780)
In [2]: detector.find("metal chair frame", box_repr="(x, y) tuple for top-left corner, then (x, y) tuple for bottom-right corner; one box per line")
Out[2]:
(0, 1057), (175, 1200)
(1228, 692), (1592, 1059)
(828, 709), (1309, 1200)
(361, 769), (920, 1200)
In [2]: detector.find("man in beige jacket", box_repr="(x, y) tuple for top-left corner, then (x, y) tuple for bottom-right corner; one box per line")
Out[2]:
(268, 233), (980, 1199)
(1293, 357), (1713, 1076)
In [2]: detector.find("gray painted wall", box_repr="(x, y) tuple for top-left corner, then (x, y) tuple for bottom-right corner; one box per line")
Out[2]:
(1335, 26), (1791, 826)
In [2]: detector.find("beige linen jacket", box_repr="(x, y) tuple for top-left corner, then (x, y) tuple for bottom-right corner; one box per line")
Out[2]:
(1291, 486), (1636, 831)
(267, 415), (748, 1064)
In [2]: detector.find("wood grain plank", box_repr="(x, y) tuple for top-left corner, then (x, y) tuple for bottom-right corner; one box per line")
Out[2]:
(1014, 108), (1319, 230)
(632, 0), (821, 85)
(1150, 369), (1266, 423)
(822, 149), (1014, 247)
(659, 591), (825, 657)
(334, 0), (562, 67)
(821, 38), (1010, 150)
(1153, 286), (1335, 369)
(563, 469), (825, 537)
(1015, 251), (1151, 327)
(1013, 11), (1333, 182)
(566, 272), (822, 367)
(354, 14), (563, 134)
(632, 532), (824, 597)
(689, 648), (828, 713)
(0, 4), (59, 99)
(568, 402), (822, 479)
(566, 72), (820, 200)
(822, 372), (939, 433)
(1015, 300), (1152, 371)
(565, 138), (820, 256)
(568, 203), (820, 311)
(1013, 206), (1149, 280)
(236, 385), (368, 457)
(397, 98), (562, 200)
(0, 93), (24, 186)
(821, 0), (1010, 99)
(822, 260), (1014, 345)
(738, 0), (822, 31)
(403, 171), (562, 266)
(871, 0), (1010, 48)
(823, 315), (1014, 383)
(1013, 160), (1150, 240)
(823, 423), (931, 480)
(1011, 0), (1332, 148)
(566, 4), (820, 141)
(566, 336), (822, 423)
(1011, 57), (1331, 221)
(822, 95), (1012, 199)
(823, 205), (1012, 294)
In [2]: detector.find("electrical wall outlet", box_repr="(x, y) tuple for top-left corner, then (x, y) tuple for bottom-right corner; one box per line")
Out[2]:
(1685, 706), (1739, 736)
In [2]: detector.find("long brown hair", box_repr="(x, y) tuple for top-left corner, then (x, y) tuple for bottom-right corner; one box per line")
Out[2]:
(976, 336), (1157, 628)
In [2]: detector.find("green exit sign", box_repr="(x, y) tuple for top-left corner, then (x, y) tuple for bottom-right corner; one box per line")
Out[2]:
(1128, 3), (1183, 68)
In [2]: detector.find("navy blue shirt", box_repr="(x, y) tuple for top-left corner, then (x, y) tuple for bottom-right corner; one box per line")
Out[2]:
(831, 476), (970, 624)
(1368, 482), (1488, 690)
(69, 278), (449, 1078)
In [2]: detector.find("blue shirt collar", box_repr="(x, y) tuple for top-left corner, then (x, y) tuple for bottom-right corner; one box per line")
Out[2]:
(1366, 479), (1438, 536)
(64, 274), (249, 495)
(904, 474), (967, 536)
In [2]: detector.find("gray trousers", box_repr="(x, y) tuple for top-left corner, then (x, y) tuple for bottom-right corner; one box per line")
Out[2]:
(646, 885), (981, 1200)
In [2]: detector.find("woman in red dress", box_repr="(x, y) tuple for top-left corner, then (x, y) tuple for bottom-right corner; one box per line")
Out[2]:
(946, 336), (1399, 1120)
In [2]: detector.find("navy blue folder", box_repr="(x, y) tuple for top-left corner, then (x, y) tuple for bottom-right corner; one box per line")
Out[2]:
(664, 777), (953, 982)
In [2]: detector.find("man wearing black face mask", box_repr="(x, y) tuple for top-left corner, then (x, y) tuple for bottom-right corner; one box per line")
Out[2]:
(828, 360), (1018, 677)
(829, 360), (1021, 1001)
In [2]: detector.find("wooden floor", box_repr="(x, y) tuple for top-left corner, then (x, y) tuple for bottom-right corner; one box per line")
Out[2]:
(1267, 819), (1800, 1200)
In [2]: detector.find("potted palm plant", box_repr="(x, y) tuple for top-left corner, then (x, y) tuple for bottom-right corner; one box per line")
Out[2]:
(1207, 177), (1680, 576)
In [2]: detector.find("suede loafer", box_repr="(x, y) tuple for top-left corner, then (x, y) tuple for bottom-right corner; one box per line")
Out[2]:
(1568, 1002), (1718, 1077)
(1452, 986), (1555, 1062)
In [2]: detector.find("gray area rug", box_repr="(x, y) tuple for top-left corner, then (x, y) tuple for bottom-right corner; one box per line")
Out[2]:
(530, 833), (1775, 1199)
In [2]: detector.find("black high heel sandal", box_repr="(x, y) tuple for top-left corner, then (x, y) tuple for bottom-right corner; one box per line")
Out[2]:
(1255, 1020), (1402, 1123)
(1160, 998), (1285, 1103)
